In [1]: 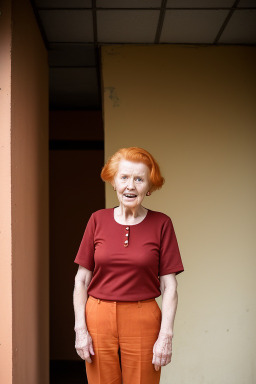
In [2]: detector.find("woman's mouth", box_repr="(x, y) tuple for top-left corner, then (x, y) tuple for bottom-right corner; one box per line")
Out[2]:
(123, 194), (137, 199)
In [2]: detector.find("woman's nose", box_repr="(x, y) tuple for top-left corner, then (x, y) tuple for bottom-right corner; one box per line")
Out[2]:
(127, 178), (135, 189)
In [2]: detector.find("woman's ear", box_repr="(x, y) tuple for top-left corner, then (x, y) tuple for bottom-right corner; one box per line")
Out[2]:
(111, 180), (116, 191)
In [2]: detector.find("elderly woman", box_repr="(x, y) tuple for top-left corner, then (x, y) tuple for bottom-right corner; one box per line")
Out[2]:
(73, 147), (184, 384)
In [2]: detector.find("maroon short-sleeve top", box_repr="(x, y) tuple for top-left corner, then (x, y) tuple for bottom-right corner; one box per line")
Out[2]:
(74, 207), (184, 301)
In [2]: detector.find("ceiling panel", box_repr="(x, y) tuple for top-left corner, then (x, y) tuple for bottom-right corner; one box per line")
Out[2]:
(97, 10), (160, 43)
(49, 44), (96, 67)
(97, 0), (161, 8)
(31, 0), (256, 110)
(35, 0), (92, 8)
(219, 10), (256, 43)
(166, 0), (234, 8)
(237, 0), (256, 7)
(50, 68), (99, 109)
(161, 10), (229, 43)
(39, 10), (93, 42)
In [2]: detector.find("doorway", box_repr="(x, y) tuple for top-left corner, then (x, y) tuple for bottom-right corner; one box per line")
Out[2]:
(49, 111), (104, 383)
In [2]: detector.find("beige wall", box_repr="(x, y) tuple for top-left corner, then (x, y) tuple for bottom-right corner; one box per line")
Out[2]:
(0, 0), (49, 383)
(102, 45), (256, 384)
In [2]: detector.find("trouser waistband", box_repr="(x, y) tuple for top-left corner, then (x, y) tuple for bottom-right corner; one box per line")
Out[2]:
(88, 295), (155, 307)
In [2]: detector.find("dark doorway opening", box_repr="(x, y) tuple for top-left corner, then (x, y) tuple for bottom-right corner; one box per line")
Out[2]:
(49, 111), (104, 383)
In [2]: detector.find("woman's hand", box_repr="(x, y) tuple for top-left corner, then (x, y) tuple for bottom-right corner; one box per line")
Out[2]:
(152, 332), (173, 371)
(75, 328), (95, 363)
(73, 266), (94, 362)
(152, 273), (178, 370)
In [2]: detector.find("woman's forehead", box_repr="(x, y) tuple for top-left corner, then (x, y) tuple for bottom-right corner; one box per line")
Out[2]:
(118, 159), (149, 174)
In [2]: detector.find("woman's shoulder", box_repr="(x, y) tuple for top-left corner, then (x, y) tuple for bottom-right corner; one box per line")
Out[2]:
(147, 208), (172, 223)
(90, 208), (113, 220)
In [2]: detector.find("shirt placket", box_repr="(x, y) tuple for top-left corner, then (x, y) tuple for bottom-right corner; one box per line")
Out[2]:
(124, 226), (130, 247)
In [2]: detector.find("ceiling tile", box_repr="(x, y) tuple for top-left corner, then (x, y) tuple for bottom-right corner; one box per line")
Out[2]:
(96, 0), (161, 8)
(48, 44), (96, 67)
(39, 10), (93, 42)
(237, 0), (256, 7)
(97, 10), (160, 43)
(34, 0), (92, 8)
(50, 68), (99, 109)
(167, 0), (234, 8)
(161, 10), (229, 43)
(219, 10), (256, 43)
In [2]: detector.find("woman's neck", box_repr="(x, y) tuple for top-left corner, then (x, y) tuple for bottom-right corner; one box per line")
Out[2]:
(114, 205), (148, 224)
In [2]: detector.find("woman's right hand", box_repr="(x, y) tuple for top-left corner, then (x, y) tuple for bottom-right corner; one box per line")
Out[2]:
(75, 328), (95, 363)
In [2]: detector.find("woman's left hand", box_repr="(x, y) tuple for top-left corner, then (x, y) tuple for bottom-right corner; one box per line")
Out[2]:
(152, 332), (173, 371)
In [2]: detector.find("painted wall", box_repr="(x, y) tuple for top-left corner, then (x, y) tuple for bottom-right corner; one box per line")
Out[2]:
(0, 0), (49, 383)
(0, 1), (13, 383)
(101, 45), (256, 384)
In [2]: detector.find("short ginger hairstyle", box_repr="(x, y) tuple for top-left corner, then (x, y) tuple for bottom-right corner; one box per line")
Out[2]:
(101, 147), (165, 193)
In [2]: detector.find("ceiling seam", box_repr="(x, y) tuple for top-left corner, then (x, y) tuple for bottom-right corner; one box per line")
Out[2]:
(213, 0), (241, 44)
(35, 7), (256, 11)
(38, 8), (161, 11)
(47, 42), (256, 46)
(92, 0), (102, 109)
(30, 1), (49, 49)
(155, 0), (167, 44)
(92, 0), (98, 44)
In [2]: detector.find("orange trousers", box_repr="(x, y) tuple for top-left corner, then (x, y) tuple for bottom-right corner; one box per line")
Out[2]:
(85, 296), (162, 384)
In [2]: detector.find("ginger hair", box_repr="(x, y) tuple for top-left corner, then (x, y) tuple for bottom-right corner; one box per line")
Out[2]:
(100, 147), (165, 193)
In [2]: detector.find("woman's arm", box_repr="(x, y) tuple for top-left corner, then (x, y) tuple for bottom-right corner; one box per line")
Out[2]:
(152, 273), (178, 371)
(73, 265), (94, 362)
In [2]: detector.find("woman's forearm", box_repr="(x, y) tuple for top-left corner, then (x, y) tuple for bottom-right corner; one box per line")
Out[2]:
(159, 276), (178, 337)
(73, 272), (95, 362)
(73, 278), (88, 330)
(152, 275), (178, 370)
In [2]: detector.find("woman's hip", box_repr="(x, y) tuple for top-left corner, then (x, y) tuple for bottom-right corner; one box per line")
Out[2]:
(86, 295), (161, 338)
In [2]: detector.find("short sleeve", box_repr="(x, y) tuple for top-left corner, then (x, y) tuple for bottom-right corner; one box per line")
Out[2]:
(74, 214), (95, 271)
(159, 218), (184, 276)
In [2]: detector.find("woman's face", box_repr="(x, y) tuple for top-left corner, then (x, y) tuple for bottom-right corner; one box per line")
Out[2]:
(113, 159), (151, 209)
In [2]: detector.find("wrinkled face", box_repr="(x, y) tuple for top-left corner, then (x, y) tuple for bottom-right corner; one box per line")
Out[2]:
(113, 159), (151, 209)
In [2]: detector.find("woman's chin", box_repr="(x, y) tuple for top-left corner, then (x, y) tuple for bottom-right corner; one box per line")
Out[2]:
(121, 198), (141, 208)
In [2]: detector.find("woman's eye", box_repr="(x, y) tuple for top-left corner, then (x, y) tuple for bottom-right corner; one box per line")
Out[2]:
(135, 177), (142, 182)
(121, 176), (127, 179)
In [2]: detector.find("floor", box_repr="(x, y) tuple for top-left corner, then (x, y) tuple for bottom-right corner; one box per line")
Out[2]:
(50, 360), (88, 384)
